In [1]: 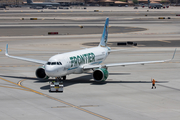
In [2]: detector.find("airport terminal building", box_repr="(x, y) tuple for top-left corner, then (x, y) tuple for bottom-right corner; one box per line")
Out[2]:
(0, 0), (177, 6)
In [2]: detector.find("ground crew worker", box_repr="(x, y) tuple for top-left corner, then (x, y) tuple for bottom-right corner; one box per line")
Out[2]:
(151, 78), (156, 89)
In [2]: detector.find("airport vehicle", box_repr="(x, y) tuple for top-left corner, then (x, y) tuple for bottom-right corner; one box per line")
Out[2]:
(26, 0), (60, 8)
(0, 4), (8, 9)
(5, 18), (176, 82)
(49, 81), (63, 92)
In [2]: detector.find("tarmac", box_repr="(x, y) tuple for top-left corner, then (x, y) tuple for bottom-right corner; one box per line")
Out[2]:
(0, 6), (180, 120)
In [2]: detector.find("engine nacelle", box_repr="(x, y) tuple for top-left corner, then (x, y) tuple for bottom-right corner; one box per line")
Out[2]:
(35, 66), (49, 79)
(92, 68), (109, 82)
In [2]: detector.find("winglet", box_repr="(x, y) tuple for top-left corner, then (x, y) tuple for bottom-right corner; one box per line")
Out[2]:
(5, 44), (9, 56)
(99, 17), (109, 47)
(172, 48), (176, 60)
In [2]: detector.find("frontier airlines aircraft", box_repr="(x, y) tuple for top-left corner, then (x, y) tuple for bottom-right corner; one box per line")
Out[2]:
(5, 18), (176, 82)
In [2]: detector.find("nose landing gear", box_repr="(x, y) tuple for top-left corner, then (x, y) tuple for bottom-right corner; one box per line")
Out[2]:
(56, 76), (66, 81)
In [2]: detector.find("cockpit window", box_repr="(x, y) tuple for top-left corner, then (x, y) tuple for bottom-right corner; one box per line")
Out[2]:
(57, 62), (62, 65)
(46, 62), (62, 65)
(51, 62), (56, 65)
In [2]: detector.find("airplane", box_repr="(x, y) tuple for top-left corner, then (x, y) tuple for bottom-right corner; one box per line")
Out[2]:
(141, 3), (166, 9)
(149, 3), (163, 9)
(25, 0), (60, 8)
(5, 18), (176, 82)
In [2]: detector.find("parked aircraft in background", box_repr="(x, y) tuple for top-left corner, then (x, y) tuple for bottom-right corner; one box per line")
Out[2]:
(25, 0), (60, 8)
(149, 3), (163, 9)
(141, 3), (169, 9)
(5, 18), (176, 82)
(0, 4), (8, 9)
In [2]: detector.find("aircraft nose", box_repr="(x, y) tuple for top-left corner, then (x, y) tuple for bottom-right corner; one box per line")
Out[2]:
(45, 65), (57, 77)
(45, 65), (64, 77)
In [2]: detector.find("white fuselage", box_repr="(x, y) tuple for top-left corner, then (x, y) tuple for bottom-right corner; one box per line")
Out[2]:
(45, 46), (109, 77)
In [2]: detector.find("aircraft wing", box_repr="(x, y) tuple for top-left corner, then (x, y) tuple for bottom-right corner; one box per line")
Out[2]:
(83, 65), (101, 69)
(5, 44), (47, 64)
(105, 59), (170, 67)
(83, 49), (176, 69)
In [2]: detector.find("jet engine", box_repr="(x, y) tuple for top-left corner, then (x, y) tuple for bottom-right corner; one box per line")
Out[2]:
(35, 66), (49, 79)
(92, 68), (109, 82)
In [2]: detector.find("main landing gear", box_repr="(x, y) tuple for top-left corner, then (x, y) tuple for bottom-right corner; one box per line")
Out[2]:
(62, 76), (66, 80)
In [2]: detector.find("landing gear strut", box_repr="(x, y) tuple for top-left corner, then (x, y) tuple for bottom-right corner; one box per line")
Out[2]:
(56, 77), (61, 81)
(62, 76), (66, 80)
(56, 76), (66, 81)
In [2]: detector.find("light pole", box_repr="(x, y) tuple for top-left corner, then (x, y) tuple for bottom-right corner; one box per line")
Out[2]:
(148, 0), (150, 8)
(16, 0), (18, 5)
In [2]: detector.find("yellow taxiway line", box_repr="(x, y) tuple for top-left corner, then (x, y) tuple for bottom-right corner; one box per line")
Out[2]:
(17, 79), (26, 86)
(0, 77), (111, 120)
(158, 40), (171, 43)
(0, 85), (29, 91)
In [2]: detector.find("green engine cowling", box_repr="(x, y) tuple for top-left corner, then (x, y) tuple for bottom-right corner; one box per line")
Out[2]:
(92, 68), (109, 82)
(35, 66), (49, 79)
